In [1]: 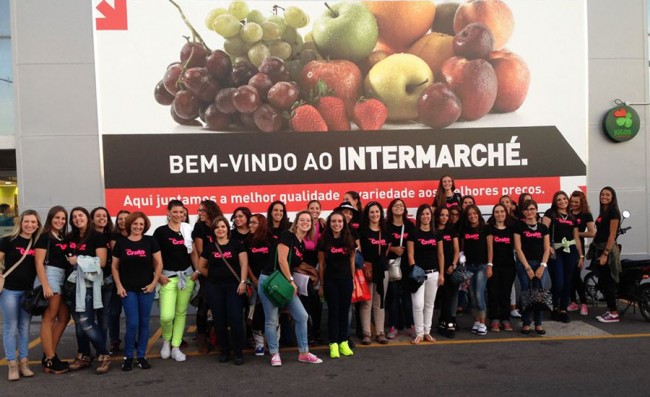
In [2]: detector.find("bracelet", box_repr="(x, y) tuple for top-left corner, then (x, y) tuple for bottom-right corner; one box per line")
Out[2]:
(487, 263), (493, 267)
(579, 255), (585, 259)
(289, 276), (294, 282)
(540, 262), (548, 268)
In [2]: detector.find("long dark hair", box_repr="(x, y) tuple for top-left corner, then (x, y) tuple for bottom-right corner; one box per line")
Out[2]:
(68, 207), (99, 246)
(267, 200), (290, 231)
(434, 206), (450, 230)
(320, 211), (356, 252)
(434, 175), (456, 209)
(415, 204), (433, 229)
(247, 214), (272, 247)
(599, 186), (620, 217)
(90, 206), (114, 237)
(460, 204), (485, 232)
(361, 201), (385, 234)
(43, 205), (68, 238)
(198, 199), (222, 226)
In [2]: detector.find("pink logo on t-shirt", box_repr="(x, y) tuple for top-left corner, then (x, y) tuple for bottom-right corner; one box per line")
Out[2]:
(392, 232), (409, 240)
(18, 247), (35, 256)
(443, 235), (452, 242)
(125, 249), (146, 257)
(494, 236), (511, 244)
(464, 233), (479, 240)
(251, 247), (269, 254)
(55, 243), (68, 251)
(523, 231), (542, 238)
(212, 251), (233, 259)
(556, 217), (574, 226)
(330, 247), (348, 255)
(418, 238), (437, 246)
(168, 238), (184, 245)
(369, 238), (386, 246)
(69, 242), (87, 251)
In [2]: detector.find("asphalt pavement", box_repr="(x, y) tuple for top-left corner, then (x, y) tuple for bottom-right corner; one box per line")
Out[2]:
(1, 303), (649, 396)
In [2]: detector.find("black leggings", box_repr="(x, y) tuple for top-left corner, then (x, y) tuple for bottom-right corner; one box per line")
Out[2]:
(324, 277), (353, 343)
(488, 266), (516, 322)
(597, 265), (618, 312)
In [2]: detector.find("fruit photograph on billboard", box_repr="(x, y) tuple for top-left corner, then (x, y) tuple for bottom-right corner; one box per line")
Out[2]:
(94, 0), (587, 219)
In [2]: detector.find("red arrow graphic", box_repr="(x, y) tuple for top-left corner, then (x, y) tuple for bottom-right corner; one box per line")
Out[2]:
(96, 0), (128, 30)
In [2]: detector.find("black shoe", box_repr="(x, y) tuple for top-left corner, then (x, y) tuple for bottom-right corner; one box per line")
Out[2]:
(560, 312), (570, 323)
(347, 339), (355, 349)
(521, 328), (531, 335)
(218, 353), (231, 363)
(41, 353), (46, 367)
(110, 340), (121, 355)
(535, 327), (547, 335)
(135, 357), (151, 369)
(53, 354), (69, 369)
(121, 358), (133, 372)
(233, 356), (244, 366)
(44, 356), (69, 374)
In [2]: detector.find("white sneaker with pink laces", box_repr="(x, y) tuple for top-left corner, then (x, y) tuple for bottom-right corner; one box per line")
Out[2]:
(298, 352), (323, 364)
(271, 353), (282, 367)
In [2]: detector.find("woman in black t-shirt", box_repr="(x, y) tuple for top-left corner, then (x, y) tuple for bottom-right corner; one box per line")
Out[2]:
(407, 204), (444, 344)
(245, 214), (273, 356)
(433, 175), (462, 210)
(191, 199), (222, 353)
(198, 216), (249, 365)
(514, 199), (550, 334)
(459, 204), (489, 335)
(0, 210), (41, 381)
(35, 206), (70, 374)
(230, 207), (251, 242)
(435, 207), (460, 338)
(318, 211), (356, 358)
(267, 201), (291, 240)
(568, 190), (595, 315)
(542, 191), (584, 323)
(153, 200), (198, 363)
(487, 204), (517, 332)
(593, 187), (622, 323)
(258, 211), (323, 366)
(66, 207), (111, 374)
(385, 198), (414, 339)
(113, 212), (162, 371)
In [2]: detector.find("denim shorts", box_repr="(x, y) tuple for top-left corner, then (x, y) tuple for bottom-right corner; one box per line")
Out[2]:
(44, 266), (66, 294)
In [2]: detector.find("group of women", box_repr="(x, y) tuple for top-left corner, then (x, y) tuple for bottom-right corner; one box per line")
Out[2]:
(0, 180), (624, 379)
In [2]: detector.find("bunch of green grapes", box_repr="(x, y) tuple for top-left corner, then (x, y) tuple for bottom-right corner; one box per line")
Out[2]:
(206, 1), (311, 68)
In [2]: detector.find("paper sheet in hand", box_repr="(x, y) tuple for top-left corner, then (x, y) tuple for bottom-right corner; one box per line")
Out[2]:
(292, 272), (310, 296)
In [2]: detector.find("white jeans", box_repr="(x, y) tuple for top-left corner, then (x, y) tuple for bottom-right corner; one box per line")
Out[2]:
(411, 271), (439, 336)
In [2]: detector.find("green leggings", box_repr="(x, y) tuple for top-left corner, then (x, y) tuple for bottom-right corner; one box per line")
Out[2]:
(159, 277), (195, 347)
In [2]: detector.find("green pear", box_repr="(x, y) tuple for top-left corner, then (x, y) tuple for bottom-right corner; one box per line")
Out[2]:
(312, 2), (378, 63)
(364, 54), (434, 121)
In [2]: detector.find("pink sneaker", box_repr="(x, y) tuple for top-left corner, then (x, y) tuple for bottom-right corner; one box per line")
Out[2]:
(567, 302), (579, 312)
(580, 304), (588, 316)
(298, 352), (323, 364)
(270, 353), (282, 367)
(387, 326), (398, 339)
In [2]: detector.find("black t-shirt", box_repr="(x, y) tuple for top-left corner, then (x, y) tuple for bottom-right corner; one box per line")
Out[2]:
(594, 208), (621, 244)
(230, 229), (250, 242)
(386, 221), (415, 260)
(515, 222), (549, 262)
(573, 211), (594, 250)
(262, 231), (305, 275)
(35, 233), (68, 270)
(192, 222), (213, 247)
(461, 226), (488, 264)
(0, 236), (37, 291)
(202, 239), (245, 284)
(318, 236), (353, 280)
(439, 227), (458, 267)
(246, 238), (271, 278)
(408, 228), (441, 271)
(112, 236), (160, 291)
(358, 228), (388, 264)
(437, 192), (462, 209)
(153, 225), (192, 272)
(67, 233), (109, 277)
(488, 225), (515, 268)
(543, 209), (578, 243)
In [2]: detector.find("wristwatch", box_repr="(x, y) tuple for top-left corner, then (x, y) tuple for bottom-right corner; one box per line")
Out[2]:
(540, 262), (548, 268)
(289, 276), (294, 282)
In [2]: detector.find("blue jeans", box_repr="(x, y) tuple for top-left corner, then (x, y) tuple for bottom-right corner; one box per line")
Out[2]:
(549, 246), (578, 311)
(0, 289), (31, 361)
(258, 274), (309, 354)
(121, 290), (155, 359)
(97, 282), (117, 348)
(516, 260), (549, 326)
(203, 281), (244, 356)
(71, 289), (109, 356)
(466, 263), (488, 313)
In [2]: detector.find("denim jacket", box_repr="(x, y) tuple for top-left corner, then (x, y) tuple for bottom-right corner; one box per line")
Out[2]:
(74, 255), (104, 312)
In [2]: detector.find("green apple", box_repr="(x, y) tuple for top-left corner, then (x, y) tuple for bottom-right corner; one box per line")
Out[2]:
(364, 54), (434, 121)
(312, 1), (378, 64)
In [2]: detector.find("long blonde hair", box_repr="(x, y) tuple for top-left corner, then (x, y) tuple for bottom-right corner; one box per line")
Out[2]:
(3, 209), (43, 242)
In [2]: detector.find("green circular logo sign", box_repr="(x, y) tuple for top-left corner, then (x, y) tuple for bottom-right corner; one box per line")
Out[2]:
(602, 105), (640, 142)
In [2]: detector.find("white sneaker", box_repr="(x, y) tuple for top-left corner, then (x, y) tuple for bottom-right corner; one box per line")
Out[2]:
(471, 321), (480, 334)
(510, 309), (522, 318)
(477, 323), (488, 336)
(171, 347), (186, 362)
(160, 340), (171, 360)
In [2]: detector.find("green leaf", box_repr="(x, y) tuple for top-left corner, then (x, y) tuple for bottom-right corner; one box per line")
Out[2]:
(615, 117), (625, 126)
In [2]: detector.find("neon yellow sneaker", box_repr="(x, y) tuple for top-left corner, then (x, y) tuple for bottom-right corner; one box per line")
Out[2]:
(338, 341), (354, 356)
(329, 343), (340, 359)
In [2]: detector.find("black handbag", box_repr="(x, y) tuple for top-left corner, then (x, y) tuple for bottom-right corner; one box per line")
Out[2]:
(519, 277), (552, 312)
(22, 285), (49, 316)
(448, 264), (474, 287)
(404, 265), (426, 293)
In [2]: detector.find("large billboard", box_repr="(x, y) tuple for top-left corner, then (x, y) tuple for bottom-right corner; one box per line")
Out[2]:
(93, 0), (587, 220)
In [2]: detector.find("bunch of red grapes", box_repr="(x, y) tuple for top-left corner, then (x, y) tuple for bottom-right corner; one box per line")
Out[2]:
(154, 41), (301, 132)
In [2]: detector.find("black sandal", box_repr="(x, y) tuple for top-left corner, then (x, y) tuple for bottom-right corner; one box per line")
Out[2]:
(535, 327), (546, 335)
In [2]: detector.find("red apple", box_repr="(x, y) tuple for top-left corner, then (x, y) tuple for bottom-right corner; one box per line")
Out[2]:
(453, 0), (514, 51)
(300, 60), (363, 117)
(418, 83), (462, 129)
(488, 50), (530, 113)
(440, 56), (497, 121)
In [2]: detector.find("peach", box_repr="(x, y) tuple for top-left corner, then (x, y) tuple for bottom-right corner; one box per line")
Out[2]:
(488, 50), (530, 113)
(408, 33), (455, 77)
(440, 56), (497, 121)
(453, 0), (514, 50)
(365, 1), (437, 51)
